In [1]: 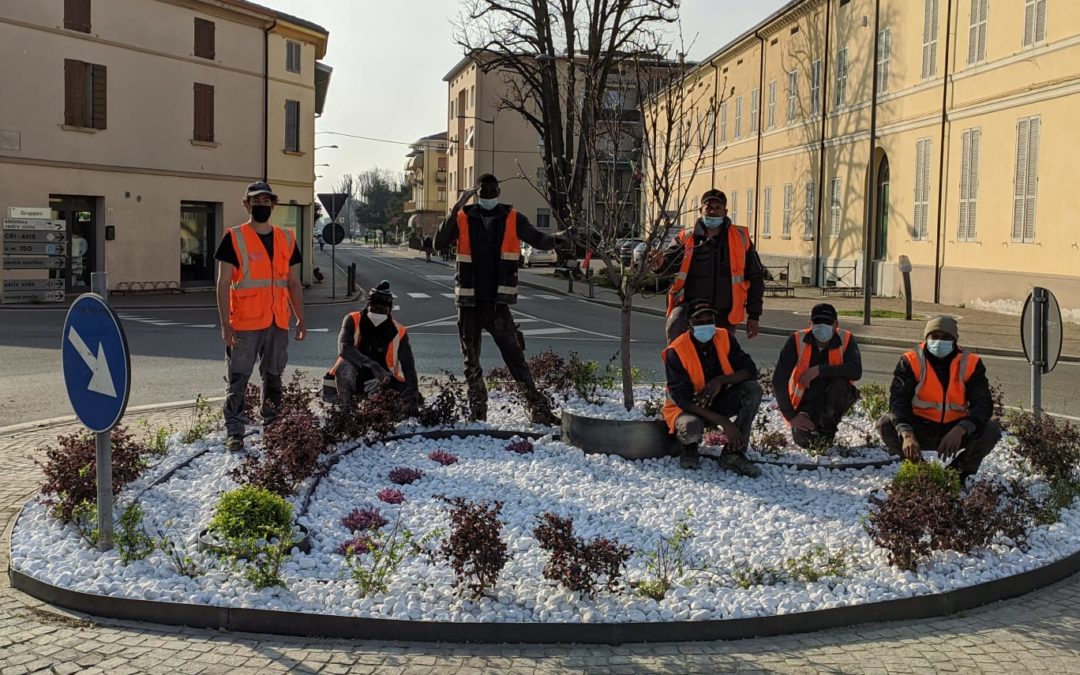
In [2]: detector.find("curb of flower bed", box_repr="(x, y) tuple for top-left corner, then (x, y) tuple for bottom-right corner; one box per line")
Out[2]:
(10, 523), (1080, 644)
(748, 456), (900, 471)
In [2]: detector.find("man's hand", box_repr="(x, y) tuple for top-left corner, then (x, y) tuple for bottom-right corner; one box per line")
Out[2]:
(798, 365), (820, 389)
(938, 426), (968, 459)
(746, 318), (760, 339)
(221, 324), (238, 348)
(294, 319), (307, 341)
(901, 431), (922, 461)
(790, 412), (816, 433)
(717, 417), (743, 452)
(454, 187), (477, 210)
(699, 375), (729, 406)
(363, 378), (381, 394)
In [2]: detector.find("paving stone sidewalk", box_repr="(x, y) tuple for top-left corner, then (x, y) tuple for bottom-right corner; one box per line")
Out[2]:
(2, 408), (1080, 674)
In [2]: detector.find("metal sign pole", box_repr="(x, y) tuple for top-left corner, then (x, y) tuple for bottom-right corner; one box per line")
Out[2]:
(1031, 286), (1045, 419)
(331, 221), (337, 300)
(90, 271), (114, 551)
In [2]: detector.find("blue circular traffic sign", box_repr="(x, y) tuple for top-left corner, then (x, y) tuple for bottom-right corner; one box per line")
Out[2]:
(61, 293), (131, 433)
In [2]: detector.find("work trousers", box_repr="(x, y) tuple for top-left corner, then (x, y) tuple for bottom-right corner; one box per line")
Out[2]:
(457, 300), (544, 420)
(876, 412), (1002, 478)
(791, 379), (860, 449)
(665, 302), (734, 343)
(673, 380), (763, 453)
(223, 326), (289, 437)
(330, 359), (413, 410)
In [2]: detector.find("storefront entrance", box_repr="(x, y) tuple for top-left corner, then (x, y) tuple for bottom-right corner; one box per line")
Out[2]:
(49, 195), (97, 294)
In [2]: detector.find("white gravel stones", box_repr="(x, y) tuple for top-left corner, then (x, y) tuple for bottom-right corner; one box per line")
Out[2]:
(11, 390), (1080, 625)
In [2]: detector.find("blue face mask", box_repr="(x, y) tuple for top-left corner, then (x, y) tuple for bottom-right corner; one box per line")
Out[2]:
(926, 339), (954, 358)
(477, 197), (499, 210)
(692, 324), (715, 343)
(811, 323), (834, 343)
(703, 216), (726, 229)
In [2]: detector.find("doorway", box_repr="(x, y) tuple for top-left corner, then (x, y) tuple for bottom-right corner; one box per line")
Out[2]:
(180, 201), (218, 287)
(50, 195), (97, 294)
(874, 156), (890, 262)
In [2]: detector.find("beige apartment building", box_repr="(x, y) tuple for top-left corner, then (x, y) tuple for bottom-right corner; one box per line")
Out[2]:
(0, 0), (330, 300)
(648, 0), (1080, 310)
(404, 131), (449, 238)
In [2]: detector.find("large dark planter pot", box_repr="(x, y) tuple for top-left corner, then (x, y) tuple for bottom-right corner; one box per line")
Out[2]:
(560, 411), (679, 459)
(197, 524), (311, 556)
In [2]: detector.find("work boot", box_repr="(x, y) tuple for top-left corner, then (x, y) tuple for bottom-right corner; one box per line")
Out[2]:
(468, 402), (488, 423)
(225, 435), (245, 453)
(524, 390), (560, 426)
(716, 451), (761, 477)
(680, 443), (701, 470)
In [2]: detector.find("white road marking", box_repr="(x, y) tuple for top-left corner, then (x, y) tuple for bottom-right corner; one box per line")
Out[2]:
(520, 327), (574, 336)
(308, 328), (330, 333)
(441, 293), (456, 299)
(407, 292), (431, 299)
(534, 294), (561, 300)
(189, 324), (217, 328)
(425, 275), (455, 281)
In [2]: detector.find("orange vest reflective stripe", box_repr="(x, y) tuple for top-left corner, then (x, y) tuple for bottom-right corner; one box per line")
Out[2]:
(329, 311), (408, 382)
(788, 328), (853, 409)
(903, 345), (981, 424)
(666, 224), (752, 325)
(455, 208), (521, 304)
(661, 328), (735, 433)
(228, 224), (294, 331)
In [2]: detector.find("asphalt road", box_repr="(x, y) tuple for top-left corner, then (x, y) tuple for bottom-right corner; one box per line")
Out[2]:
(1, 242), (1077, 426)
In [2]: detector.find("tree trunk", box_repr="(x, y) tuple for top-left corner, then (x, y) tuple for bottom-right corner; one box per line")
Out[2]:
(621, 299), (634, 411)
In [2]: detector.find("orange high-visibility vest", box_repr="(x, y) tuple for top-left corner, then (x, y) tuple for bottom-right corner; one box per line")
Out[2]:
(328, 311), (408, 382)
(227, 224), (295, 331)
(666, 224), (752, 325)
(788, 328), (854, 409)
(902, 345), (981, 424)
(454, 208), (521, 305)
(662, 328), (735, 433)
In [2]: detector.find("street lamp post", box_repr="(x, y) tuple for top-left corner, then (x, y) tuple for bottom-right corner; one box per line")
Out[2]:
(457, 115), (495, 178)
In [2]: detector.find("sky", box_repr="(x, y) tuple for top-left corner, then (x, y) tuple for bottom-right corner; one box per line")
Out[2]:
(260, 0), (788, 194)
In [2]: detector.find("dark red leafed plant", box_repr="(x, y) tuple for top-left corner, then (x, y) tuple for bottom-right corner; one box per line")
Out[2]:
(528, 349), (574, 396)
(533, 513), (632, 596)
(377, 488), (405, 504)
(417, 372), (470, 427)
(429, 450), (458, 466)
(231, 407), (326, 496)
(322, 388), (405, 445)
(438, 497), (510, 598)
(342, 506), (388, 532)
(388, 467), (423, 485)
(505, 438), (534, 455)
(337, 534), (381, 556)
(37, 426), (149, 523)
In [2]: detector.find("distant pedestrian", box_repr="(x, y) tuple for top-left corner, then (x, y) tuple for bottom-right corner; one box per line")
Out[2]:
(214, 181), (306, 452)
(317, 232), (325, 252)
(434, 173), (561, 425)
(423, 235), (434, 262)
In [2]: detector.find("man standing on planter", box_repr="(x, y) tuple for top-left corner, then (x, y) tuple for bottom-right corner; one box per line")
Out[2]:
(876, 315), (1000, 482)
(652, 189), (766, 343)
(772, 303), (862, 449)
(215, 181), (306, 452)
(435, 173), (561, 425)
(322, 280), (420, 415)
(662, 301), (763, 475)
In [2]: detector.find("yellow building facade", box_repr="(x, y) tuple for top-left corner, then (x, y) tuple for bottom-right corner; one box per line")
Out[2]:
(648, 0), (1079, 310)
(404, 132), (449, 238)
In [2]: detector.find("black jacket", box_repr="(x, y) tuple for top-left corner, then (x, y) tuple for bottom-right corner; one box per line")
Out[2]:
(435, 203), (555, 305)
(664, 334), (758, 411)
(888, 346), (992, 437)
(338, 311), (420, 401)
(772, 330), (862, 420)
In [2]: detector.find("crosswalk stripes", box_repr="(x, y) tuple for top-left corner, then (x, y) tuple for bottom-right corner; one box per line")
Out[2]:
(407, 292), (431, 298)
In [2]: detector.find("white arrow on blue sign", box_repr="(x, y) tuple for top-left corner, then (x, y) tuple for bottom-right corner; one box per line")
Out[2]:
(62, 293), (130, 433)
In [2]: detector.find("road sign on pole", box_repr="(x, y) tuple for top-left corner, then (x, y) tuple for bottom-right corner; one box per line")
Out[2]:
(2, 218), (65, 231)
(7, 206), (52, 219)
(317, 193), (349, 222)
(62, 277), (130, 551)
(1021, 287), (1062, 418)
(3, 229), (66, 243)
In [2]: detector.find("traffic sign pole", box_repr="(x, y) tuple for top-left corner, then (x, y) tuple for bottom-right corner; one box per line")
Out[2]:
(1031, 287), (1047, 419)
(91, 272), (114, 551)
(331, 226), (337, 300)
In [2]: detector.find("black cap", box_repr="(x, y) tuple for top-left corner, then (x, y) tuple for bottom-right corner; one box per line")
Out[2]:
(368, 280), (394, 307)
(811, 303), (838, 324)
(477, 173), (499, 186)
(245, 181), (277, 199)
(688, 300), (718, 320)
(700, 189), (726, 206)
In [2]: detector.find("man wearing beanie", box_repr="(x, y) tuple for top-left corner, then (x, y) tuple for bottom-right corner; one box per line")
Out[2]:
(772, 303), (862, 449)
(322, 280), (420, 414)
(876, 315), (1000, 481)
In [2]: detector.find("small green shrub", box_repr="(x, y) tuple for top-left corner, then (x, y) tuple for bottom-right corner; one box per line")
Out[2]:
(181, 394), (221, 443)
(634, 513), (694, 601)
(116, 503), (155, 564)
(209, 485), (292, 543)
(344, 517), (442, 597)
(730, 562), (784, 589)
(138, 419), (173, 456)
(155, 520), (203, 577)
(569, 353), (604, 403)
(892, 460), (961, 495)
(70, 500), (99, 547)
(857, 383), (889, 421)
(783, 545), (852, 583)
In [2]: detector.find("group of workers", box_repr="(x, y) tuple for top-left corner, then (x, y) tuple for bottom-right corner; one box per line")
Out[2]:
(214, 178), (1001, 484)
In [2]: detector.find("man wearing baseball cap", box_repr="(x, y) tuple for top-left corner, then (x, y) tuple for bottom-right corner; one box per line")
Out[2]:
(661, 300), (763, 475)
(772, 303), (862, 449)
(652, 188), (766, 343)
(214, 181), (306, 452)
(876, 315), (1000, 481)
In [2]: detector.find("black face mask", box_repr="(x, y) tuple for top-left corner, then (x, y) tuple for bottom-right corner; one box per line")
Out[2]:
(250, 205), (273, 223)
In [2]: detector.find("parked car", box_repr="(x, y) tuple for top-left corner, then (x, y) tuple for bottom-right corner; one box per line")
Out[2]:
(616, 238), (643, 262)
(520, 243), (558, 267)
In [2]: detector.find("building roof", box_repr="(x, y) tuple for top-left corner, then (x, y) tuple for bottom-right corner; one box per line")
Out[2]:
(420, 131), (448, 142)
(690, 0), (804, 72)
(209, 0), (329, 35)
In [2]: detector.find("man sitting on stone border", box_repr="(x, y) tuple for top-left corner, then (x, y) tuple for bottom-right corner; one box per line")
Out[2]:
(661, 300), (763, 475)
(876, 315), (1000, 482)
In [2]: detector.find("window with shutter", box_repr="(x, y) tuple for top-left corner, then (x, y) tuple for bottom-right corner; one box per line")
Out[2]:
(734, 97), (742, 139)
(787, 70), (798, 123)
(746, 189), (755, 229)
(804, 181), (816, 239)
(286, 41), (302, 74)
(64, 59), (86, 127)
(914, 139), (932, 240)
(830, 177), (842, 238)
(64, 0), (91, 33)
(810, 60), (821, 115)
(782, 184), (793, 237)
(922, 0), (939, 79)
(750, 88), (759, 133)
(1024, 0), (1047, 47)
(958, 128), (980, 241)
(91, 64), (107, 129)
(877, 29), (891, 93)
(1012, 117), (1040, 242)
(194, 18), (216, 60)
(731, 190), (738, 224)
(193, 83), (215, 142)
(968, 0), (988, 65)
(285, 100), (300, 151)
(763, 187), (772, 237)
(719, 101), (728, 143)
(767, 80), (777, 129)
(834, 49), (847, 108)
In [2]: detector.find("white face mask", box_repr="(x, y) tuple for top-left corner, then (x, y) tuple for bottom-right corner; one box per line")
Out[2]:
(926, 338), (954, 358)
(366, 312), (388, 327)
(811, 324), (834, 343)
(477, 197), (500, 210)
